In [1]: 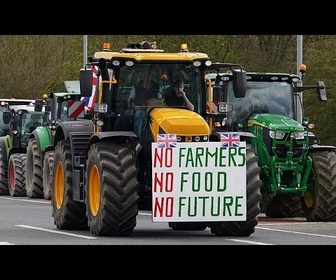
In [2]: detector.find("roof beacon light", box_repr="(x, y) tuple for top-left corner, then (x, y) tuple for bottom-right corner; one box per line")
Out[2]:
(180, 44), (189, 52)
(103, 43), (110, 51)
(299, 64), (307, 74)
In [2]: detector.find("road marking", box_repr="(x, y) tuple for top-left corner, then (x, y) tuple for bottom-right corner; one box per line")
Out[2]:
(257, 226), (336, 239)
(0, 197), (50, 204)
(0, 242), (14, 245)
(139, 211), (274, 244)
(139, 211), (152, 216)
(16, 225), (97, 240)
(8, 201), (336, 242)
(228, 239), (274, 245)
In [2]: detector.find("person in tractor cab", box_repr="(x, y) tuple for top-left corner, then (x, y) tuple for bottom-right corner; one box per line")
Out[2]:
(164, 79), (194, 111)
(26, 114), (42, 133)
(268, 84), (288, 115)
(128, 71), (160, 138)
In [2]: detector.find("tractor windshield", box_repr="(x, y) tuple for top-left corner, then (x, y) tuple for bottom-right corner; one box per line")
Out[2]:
(21, 111), (44, 134)
(116, 63), (203, 115)
(227, 81), (294, 121)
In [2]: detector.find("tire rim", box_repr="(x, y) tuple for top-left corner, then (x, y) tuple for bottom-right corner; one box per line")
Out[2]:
(54, 161), (64, 209)
(89, 164), (100, 216)
(303, 190), (315, 208)
(9, 161), (14, 190)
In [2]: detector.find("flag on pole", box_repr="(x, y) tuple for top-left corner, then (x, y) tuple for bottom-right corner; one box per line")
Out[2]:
(82, 66), (98, 112)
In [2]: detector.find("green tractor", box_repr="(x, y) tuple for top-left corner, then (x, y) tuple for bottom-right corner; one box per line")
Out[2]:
(25, 82), (82, 200)
(0, 100), (45, 196)
(206, 65), (336, 221)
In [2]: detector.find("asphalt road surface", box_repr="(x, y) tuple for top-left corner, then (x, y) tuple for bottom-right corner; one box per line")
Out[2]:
(1, 196), (336, 245)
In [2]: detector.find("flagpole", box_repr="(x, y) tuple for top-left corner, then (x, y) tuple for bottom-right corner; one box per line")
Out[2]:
(296, 35), (303, 124)
(83, 35), (88, 68)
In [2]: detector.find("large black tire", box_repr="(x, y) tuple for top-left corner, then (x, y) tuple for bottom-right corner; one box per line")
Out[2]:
(51, 139), (88, 230)
(42, 150), (54, 200)
(8, 153), (26, 197)
(86, 142), (139, 236)
(209, 143), (262, 236)
(26, 138), (44, 198)
(0, 141), (9, 195)
(262, 193), (303, 218)
(301, 150), (336, 221)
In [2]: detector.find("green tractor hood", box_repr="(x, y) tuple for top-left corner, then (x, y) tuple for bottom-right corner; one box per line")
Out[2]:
(248, 113), (305, 132)
(246, 113), (309, 164)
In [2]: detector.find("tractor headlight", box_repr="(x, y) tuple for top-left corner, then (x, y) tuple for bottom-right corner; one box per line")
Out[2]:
(94, 103), (108, 113)
(193, 61), (201, 67)
(293, 131), (306, 140)
(125, 60), (134, 67)
(269, 130), (286, 139)
(96, 120), (104, 127)
(218, 102), (233, 113)
(112, 60), (120, 66)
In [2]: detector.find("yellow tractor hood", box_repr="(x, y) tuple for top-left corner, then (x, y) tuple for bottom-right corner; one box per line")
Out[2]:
(149, 108), (210, 136)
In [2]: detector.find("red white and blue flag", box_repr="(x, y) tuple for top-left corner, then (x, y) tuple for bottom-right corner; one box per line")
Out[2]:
(157, 134), (177, 148)
(221, 133), (240, 148)
(81, 66), (98, 112)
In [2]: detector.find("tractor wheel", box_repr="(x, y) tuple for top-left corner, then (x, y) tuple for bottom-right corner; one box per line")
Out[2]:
(86, 141), (139, 236)
(8, 153), (26, 197)
(301, 150), (336, 221)
(209, 143), (262, 236)
(262, 193), (303, 218)
(168, 222), (207, 231)
(52, 139), (88, 230)
(26, 138), (44, 198)
(0, 140), (9, 195)
(42, 151), (54, 200)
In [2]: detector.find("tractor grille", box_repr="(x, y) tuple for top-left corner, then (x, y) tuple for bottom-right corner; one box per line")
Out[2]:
(263, 129), (308, 159)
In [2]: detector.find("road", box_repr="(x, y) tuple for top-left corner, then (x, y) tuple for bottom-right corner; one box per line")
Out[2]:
(1, 196), (336, 245)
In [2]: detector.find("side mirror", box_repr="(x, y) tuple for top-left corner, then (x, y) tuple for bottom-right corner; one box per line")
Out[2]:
(212, 85), (222, 101)
(317, 81), (327, 101)
(232, 69), (247, 98)
(3, 111), (11, 124)
(80, 69), (94, 97)
(45, 99), (52, 113)
(34, 99), (44, 112)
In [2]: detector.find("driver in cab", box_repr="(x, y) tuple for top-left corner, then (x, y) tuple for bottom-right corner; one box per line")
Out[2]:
(128, 71), (160, 138)
(164, 79), (194, 111)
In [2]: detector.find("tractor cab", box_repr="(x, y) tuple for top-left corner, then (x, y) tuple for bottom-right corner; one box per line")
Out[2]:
(79, 43), (247, 139)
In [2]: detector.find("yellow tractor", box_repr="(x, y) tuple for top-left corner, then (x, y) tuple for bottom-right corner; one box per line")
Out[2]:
(51, 41), (262, 237)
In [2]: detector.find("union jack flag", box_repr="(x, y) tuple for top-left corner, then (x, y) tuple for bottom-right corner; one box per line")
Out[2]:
(157, 134), (177, 148)
(221, 133), (240, 148)
(81, 66), (98, 112)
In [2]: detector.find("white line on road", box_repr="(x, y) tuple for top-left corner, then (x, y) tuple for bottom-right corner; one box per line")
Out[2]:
(0, 197), (50, 204)
(0, 242), (14, 245)
(257, 226), (336, 239)
(139, 211), (152, 216)
(228, 239), (274, 245)
(16, 225), (97, 240)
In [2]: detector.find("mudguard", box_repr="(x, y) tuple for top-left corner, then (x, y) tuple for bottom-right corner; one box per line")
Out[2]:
(0, 135), (12, 161)
(29, 126), (52, 152)
(54, 119), (94, 147)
